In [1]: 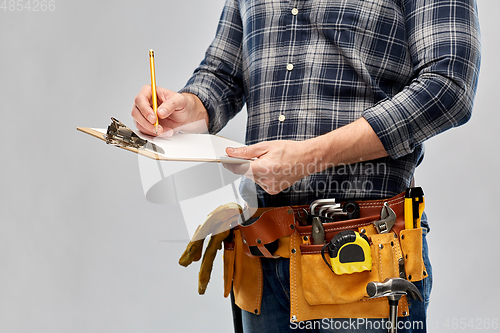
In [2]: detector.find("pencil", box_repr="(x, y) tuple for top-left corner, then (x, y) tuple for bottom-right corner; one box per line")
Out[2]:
(149, 49), (159, 134)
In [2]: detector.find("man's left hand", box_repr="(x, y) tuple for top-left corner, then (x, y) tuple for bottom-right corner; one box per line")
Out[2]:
(224, 118), (389, 195)
(224, 140), (315, 195)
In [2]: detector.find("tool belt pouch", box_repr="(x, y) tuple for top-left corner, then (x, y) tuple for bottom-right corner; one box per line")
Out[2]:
(238, 207), (297, 258)
(399, 227), (428, 282)
(222, 198), (427, 321)
(292, 216), (427, 321)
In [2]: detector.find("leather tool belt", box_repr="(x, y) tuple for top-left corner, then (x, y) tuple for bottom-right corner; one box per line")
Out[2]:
(223, 192), (428, 322)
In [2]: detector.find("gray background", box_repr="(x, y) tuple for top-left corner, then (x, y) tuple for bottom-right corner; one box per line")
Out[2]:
(0, 0), (498, 332)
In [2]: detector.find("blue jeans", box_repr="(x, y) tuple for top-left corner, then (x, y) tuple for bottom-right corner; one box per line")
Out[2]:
(240, 215), (432, 333)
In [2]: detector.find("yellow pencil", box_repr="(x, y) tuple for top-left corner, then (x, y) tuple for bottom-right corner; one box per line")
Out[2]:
(149, 49), (159, 134)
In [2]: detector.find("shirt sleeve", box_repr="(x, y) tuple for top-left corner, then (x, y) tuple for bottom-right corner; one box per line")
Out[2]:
(362, 0), (481, 159)
(179, 0), (245, 134)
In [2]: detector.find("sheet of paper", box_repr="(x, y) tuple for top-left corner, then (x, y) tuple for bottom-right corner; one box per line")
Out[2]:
(91, 128), (249, 164)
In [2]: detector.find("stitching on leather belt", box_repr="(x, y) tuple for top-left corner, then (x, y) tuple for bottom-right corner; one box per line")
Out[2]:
(358, 197), (404, 209)
(302, 221), (375, 236)
(238, 192), (406, 258)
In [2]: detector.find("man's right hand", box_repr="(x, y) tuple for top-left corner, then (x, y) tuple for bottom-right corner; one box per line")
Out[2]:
(131, 85), (209, 137)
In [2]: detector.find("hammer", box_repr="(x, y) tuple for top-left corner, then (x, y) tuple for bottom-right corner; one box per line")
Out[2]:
(366, 278), (423, 333)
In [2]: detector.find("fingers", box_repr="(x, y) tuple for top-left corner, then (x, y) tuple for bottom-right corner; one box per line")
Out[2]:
(222, 162), (253, 178)
(131, 104), (163, 136)
(132, 85), (162, 135)
(132, 85), (180, 136)
(226, 142), (269, 160)
(132, 87), (207, 137)
(157, 91), (188, 120)
(133, 85), (155, 121)
(223, 143), (269, 176)
(223, 161), (283, 194)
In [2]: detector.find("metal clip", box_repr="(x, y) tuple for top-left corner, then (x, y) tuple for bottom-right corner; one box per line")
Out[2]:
(373, 202), (396, 234)
(398, 258), (407, 279)
(105, 117), (165, 154)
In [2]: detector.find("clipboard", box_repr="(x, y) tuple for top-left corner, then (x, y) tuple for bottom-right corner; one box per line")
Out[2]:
(77, 118), (249, 164)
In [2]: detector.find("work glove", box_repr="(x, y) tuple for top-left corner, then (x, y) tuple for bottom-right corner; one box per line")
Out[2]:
(178, 203), (242, 294)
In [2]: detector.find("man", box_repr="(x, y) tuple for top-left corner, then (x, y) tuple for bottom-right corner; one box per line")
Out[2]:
(132, 0), (480, 331)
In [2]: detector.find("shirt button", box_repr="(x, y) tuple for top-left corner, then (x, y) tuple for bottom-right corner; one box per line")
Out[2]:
(286, 63), (294, 71)
(291, 8), (299, 16)
(279, 114), (286, 122)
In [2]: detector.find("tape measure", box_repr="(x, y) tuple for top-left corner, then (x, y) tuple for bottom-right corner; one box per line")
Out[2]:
(321, 230), (372, 275)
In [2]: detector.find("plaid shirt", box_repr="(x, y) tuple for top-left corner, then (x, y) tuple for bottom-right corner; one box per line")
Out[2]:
(180, 0), (481, 206)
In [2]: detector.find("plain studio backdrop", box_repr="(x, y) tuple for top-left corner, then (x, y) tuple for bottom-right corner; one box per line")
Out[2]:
(0, 1), (498, 332)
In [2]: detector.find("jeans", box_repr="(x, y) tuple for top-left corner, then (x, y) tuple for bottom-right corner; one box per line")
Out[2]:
(240, 214), (432, 333)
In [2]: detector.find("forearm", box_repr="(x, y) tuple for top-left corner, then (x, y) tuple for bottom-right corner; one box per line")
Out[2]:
(304, 117), (388, 174)
(224, 117), (388, 195)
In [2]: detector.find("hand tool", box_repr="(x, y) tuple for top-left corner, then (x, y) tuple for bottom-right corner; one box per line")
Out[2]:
(326, 209), (348, 219)
(342, 200), (360, 220)
(321, 230), (372, 275)
(318, 203), (342, 216)
(310, 199), (361, 221)
(309, 198), (337, 216)
(373, 202), (397, 234)
(296, 208), (309, 225)
(366, 278), (423, 333)
(311, 216), (326, 245)
(404, 187), (425, 229)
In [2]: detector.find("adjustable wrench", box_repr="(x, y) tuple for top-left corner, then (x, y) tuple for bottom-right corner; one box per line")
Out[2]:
(373, 202), (397, 234)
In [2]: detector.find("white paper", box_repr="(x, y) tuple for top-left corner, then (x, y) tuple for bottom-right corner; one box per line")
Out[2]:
(92, 128), (249, 163)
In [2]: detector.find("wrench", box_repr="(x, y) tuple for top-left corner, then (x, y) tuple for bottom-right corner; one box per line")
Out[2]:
(373, 202), (397, 234)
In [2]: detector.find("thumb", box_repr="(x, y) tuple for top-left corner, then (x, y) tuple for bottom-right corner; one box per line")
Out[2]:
(226, 143), (268, 159)
(157, 92), (186, 119)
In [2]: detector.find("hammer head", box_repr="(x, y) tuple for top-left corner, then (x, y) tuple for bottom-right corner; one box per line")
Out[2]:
(366, 278), (423, 302)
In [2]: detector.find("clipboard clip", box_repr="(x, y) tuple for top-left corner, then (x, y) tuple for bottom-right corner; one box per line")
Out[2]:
(105, 117), (165, 154)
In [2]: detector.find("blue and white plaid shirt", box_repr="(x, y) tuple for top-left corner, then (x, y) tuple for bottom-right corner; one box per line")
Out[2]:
(180, 0), (481, 206)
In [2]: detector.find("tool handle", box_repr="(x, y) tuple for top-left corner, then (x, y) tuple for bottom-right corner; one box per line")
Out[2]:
(404, 187), (425, 229)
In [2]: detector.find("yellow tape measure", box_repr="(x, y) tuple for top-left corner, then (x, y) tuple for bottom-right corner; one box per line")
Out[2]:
(322, 230), (372, 275)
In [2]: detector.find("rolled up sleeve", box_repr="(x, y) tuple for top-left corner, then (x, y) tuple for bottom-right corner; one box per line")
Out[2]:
(362, 0), (481, 159)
